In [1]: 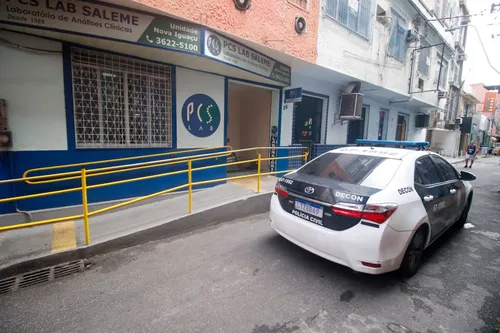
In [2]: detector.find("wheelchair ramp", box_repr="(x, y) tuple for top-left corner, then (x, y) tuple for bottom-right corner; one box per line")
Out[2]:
(0, 177), (277, 278)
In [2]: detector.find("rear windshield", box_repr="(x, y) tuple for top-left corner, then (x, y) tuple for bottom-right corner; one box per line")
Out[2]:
(297, 152), (401, 189)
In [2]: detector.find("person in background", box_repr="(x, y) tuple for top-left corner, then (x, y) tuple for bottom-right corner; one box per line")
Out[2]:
(464, 140), (478, 168)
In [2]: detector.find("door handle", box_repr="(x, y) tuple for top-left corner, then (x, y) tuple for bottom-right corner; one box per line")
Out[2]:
(450, 189), (457, 195)
(423, 195), (434, 202)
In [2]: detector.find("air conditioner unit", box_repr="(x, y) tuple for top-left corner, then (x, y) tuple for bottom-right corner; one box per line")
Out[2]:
(456, 117), (463, 125)
(457, 54), (467, 62)
(459, 0), (466, 8)
(339, 93), (364, 120)
(438, 91), (449, 99)
(406, 29), (418, 43)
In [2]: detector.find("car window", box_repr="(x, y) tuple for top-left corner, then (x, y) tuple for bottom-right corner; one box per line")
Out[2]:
(431, 156), (459, 181)
(297, 152), (400, 189)
(415, 156), (441, 185)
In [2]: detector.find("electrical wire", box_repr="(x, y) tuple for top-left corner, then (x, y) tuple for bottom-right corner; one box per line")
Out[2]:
(0, 36), (61, 54)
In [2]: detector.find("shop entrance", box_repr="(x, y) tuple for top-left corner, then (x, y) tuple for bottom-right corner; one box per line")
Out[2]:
(227, 81), (278, 173)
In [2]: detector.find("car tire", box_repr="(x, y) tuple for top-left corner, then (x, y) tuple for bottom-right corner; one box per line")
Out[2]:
(400, 227), (427, 278)
(454, 195), (472, 228)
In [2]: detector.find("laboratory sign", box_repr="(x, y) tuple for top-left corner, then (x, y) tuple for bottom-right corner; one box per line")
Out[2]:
(0, 0), (201, 54)
(203, 30), (291, 85)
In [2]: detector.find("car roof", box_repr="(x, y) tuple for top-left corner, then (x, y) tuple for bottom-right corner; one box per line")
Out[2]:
(331, 146), (429, 159)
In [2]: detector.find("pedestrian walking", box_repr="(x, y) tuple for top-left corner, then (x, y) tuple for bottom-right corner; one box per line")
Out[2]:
(464, 141), (479, 168)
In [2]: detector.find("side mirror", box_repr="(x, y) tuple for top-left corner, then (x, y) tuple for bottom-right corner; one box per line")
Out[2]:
(460, 171), (476, 181)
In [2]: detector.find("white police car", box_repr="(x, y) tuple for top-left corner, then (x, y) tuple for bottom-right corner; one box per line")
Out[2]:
(270, 140), (475, 277)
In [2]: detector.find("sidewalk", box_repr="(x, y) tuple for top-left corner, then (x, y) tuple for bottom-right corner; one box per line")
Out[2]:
(0, 176), (277, 277)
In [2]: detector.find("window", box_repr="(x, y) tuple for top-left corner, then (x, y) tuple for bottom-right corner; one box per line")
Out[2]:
(71, 47), (172, 148)
(415, 156), (441, 185)
(298, 152), (401, 189)
(325, 0), (372, 39)
(388, 11), (406, 62)
(431, 156), (459, 181)
(288, 0), (308, 10)
(417, 41), (430, 75)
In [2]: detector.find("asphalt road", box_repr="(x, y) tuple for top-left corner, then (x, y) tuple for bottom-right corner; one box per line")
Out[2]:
(1, 158), (499, 333)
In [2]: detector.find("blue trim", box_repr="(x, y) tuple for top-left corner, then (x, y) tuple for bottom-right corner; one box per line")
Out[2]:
(62, 43), (76, 151)
(172, 65), (178, 149)
(278, 87), (283, 146)
(224, 78), (229, 145)
(200, 27), (206, 56)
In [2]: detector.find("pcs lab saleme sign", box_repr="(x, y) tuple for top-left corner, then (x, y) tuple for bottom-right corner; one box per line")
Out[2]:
(0, 0), (201, 54)
(203, 29), (291, 85)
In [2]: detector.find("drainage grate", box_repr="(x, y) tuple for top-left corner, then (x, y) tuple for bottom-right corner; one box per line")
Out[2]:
(0, 260), (85, 295)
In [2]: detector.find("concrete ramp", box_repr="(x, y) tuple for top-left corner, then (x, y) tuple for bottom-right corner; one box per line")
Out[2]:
(0, 176), (277, 278)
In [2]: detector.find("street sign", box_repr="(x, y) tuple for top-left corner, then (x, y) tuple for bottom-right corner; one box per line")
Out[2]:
(284, 88), (302, 103)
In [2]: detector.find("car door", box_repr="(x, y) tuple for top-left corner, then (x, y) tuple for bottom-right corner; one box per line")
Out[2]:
(414, 156), (449, 241)
(430, 155), (466, 225)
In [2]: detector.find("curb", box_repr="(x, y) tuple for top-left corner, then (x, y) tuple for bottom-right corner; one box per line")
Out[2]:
(0, 193), (273, 279)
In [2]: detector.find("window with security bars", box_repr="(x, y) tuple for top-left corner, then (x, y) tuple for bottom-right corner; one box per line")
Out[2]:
(325, 0), (372, 39)
(71, 47), (172, 148)
(388, 11), (407, 62)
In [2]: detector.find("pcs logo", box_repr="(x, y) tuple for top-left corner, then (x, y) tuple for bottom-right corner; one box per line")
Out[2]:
(181, 94), (221, 138)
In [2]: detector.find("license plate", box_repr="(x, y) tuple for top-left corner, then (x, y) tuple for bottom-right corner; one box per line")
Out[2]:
(294, 199), (324, 218)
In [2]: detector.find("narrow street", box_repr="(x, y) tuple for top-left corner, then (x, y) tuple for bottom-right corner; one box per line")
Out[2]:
(0, 158), (499, 333)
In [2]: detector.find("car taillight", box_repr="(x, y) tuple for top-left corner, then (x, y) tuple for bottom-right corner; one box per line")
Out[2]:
(332, 203), (398, 224)
(362, 204), (398, 224)
(275, 184), (288, 198)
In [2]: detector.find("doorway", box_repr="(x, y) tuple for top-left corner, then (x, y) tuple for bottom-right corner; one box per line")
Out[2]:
(347, 106), (369, 144)
(378, 109), (389, 140)
(396, 113), (409, 141)
(292, 95), (324, 145)
(227, 81), (277, 172)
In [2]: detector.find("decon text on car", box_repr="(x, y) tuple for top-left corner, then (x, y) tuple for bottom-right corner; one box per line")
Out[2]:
(270, 140), (476, 277)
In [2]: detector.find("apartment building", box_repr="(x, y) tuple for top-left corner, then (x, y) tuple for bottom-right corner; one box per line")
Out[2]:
(0, 0), (470, 213)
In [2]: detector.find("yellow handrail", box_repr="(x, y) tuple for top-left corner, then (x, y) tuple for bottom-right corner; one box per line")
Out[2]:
(22, 146), (233, 185)
(0, 146), (309, 247)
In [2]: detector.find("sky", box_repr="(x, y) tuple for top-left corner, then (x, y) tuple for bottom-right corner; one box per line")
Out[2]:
(462, 0), (500, 85)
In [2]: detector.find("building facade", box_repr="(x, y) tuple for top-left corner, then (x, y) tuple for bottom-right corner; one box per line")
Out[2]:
(0, 0), (471, 213)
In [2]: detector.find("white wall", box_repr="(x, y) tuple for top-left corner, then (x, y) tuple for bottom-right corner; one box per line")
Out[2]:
(362, 97), (418, 142)
(0, 31), (67, 151)
(430, 130), (460, 154)
(176, 67), (225, 148)
(316, 0), (454, 108)
(281, 72), (347, 146)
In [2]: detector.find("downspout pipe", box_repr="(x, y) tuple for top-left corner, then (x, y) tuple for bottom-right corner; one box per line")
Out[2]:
(7, 152), (32, 222)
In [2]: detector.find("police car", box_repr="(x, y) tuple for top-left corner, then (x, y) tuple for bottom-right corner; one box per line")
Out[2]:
(270, 140), (476, 277)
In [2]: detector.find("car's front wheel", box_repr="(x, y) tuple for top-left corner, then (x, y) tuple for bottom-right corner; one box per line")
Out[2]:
(400, 227), (427, 277)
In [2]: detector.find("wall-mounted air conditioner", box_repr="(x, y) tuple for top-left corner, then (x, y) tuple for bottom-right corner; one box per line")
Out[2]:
(438, 91), (449, 99)
(339, 93), (364, 120)
(457, 54), (467, 62)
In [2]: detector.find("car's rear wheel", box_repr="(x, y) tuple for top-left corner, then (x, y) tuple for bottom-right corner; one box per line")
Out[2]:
(455, 195), (472, 228)
(400, 227), (427, 278)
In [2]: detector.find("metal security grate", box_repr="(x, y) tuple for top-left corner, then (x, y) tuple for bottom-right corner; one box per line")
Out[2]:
(71, 47), (172, 148)
(0, 260), (85, 295)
